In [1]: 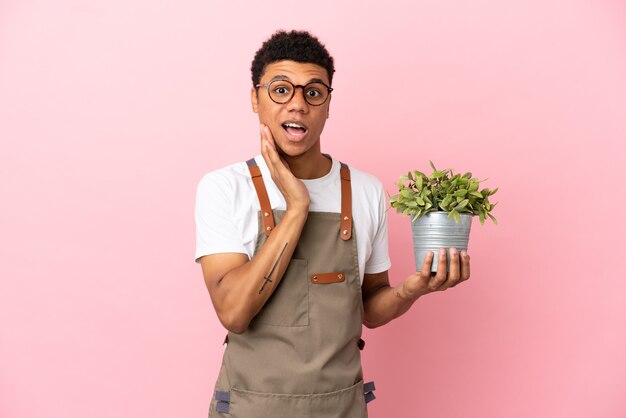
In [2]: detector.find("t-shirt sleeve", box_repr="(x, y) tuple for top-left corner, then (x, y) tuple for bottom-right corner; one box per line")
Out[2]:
(364, 179), (392, 274)
(195, 171), (247, 262)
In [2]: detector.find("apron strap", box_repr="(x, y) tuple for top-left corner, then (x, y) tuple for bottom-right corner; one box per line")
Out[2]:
(246, 157), (352, 241)
(246, 158), (276, 236)
(339, 162), (353, 241)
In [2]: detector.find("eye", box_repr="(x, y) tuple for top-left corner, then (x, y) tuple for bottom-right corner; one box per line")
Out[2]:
(305, 89), (321, 97)
(272, 84), (292, 96)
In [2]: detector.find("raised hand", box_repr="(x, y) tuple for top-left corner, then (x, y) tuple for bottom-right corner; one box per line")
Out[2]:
(259, 124), (310, 214)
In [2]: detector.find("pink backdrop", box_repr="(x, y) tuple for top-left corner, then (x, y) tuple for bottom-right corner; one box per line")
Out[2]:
(1, 0), (625, 417)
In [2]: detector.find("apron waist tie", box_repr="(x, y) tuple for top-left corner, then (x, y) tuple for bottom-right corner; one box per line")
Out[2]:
(364, 381), (376, 404)
(215, 391), (230, 413)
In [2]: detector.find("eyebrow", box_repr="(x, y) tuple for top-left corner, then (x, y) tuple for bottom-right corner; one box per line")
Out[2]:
(268, 75), (327, 85)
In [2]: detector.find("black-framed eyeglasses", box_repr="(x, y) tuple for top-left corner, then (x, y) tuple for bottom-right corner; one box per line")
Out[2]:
(256, 80), (333, 106)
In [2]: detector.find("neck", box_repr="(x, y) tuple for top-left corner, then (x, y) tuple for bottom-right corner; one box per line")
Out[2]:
(282, 151), (332, 179)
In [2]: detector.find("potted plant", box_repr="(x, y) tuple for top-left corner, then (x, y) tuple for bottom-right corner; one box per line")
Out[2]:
(389, 161), (498, 272)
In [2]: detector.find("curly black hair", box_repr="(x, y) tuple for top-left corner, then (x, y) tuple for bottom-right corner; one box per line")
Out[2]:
(251, 30), (335, 88)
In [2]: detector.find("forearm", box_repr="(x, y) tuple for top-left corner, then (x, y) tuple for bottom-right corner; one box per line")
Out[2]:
(362, 281), (422, 328)
(212, 209), (307, 333)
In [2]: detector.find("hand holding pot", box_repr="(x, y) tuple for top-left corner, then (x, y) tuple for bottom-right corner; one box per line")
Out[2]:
(401, 247), (471, 298)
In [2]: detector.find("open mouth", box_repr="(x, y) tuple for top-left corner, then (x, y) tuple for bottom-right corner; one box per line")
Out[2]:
(282, 121), (308, 141)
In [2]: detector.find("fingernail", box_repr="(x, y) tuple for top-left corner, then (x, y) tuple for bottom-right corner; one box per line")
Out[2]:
(439, 248), (446, 256)
(427, 251), (434, 258)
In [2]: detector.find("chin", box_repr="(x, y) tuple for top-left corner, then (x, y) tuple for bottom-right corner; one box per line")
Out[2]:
(273, 137), (301, 155)
(277, 147), (303, 158)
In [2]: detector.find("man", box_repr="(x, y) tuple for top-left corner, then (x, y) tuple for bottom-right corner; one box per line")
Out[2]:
(195, 30), (470, 418)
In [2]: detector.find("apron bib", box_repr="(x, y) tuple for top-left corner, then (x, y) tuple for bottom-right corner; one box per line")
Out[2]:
(209, 158), (376, 418)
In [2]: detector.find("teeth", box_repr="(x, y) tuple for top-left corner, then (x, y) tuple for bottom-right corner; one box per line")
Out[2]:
(284, 122), (304, 129)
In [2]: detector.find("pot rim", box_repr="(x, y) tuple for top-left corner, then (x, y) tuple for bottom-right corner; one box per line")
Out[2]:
(419, 211), (473, 217)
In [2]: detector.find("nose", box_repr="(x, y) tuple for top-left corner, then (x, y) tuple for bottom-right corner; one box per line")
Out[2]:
(287, 86), (309, 112)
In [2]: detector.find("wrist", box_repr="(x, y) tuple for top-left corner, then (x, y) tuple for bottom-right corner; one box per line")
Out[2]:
(284, 207), (308, 224)
(287, 198), (310, 213)
(395, 281), (421, 302)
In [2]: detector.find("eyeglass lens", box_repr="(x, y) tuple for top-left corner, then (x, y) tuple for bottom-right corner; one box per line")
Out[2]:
(268, 80), (329, 105)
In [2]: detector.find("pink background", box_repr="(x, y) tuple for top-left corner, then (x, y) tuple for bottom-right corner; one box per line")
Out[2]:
(1, 0), (625, 417)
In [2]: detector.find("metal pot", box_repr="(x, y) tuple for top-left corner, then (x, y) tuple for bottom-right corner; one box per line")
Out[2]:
(411, 212), (473, 273)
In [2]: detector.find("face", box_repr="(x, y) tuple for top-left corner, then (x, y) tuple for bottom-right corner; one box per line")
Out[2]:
(251, 60), (331, 158)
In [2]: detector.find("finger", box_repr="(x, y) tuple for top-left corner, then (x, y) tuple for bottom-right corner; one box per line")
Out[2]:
(416, 251), (435, 294)
(445, 247), (460, 287)
(429, 248), (448, 291)
(260, 125), (280, 171)
(420, 251), (434, 277)
(460, 251), (471, 281)
(261, 125), (290, 171)
(450, 251), (471, 287)
(261, 124), (277, 150)
(260, 124), (272, 166)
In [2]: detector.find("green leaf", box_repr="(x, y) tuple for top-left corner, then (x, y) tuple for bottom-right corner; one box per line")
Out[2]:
(489, 187), (499, 196)
(488, 213), (498, 225)
(448, 209), (461, 222)
(430, 171), (445, 179)
(456, 199), (469, 210)
(429, 160), (438, 171)
(454, 189), (468, 197)
(416, 175), (423, 190)
(462, 172), (472, 179)
(469, 191), (483, 198)
(416, 196), (425, 205)
(440, 195), (453, 210)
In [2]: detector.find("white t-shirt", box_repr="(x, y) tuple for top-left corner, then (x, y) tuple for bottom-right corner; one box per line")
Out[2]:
(194, 155), (391, 283)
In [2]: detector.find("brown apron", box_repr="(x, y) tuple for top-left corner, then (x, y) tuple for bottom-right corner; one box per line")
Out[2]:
(209, 158), (376, 418)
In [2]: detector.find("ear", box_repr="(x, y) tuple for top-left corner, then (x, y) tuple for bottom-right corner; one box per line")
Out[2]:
(251, 87), (259, 113)
(326, 93), (332, 119)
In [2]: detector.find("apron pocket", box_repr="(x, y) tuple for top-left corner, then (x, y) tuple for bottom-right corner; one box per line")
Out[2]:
(309, 380), (368, 418)
(227, 380), (367, 418)
(252, 258), (309, 327)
